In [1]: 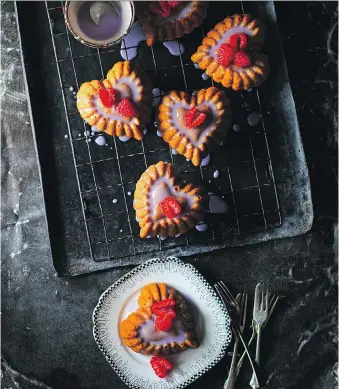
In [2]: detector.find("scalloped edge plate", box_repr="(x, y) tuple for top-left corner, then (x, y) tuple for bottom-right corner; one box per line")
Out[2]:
(93, 257), (232, 389)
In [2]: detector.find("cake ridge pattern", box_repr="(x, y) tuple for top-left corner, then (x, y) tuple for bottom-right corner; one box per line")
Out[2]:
(135, 1), (209, 46)
(76, 61), (152, 140)
(158, 87), (232, 166)
(191, 14), (270, 91)
(119, 283), (199, 355)
(134, 161), (207, 238)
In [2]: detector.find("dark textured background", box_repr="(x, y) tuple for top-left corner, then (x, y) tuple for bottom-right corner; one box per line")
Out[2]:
(1, 2), (338, 389)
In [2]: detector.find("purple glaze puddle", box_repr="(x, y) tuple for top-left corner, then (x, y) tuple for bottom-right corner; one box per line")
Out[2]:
(139, 318), (186, 345)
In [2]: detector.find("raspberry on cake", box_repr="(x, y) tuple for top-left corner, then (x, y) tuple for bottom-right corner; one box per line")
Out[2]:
(135, 1), (209, 46)
(191, 14), (270, 91)
(133, 161), (208, 238)
(157, 87), (232, 166)
(119, 283), (199, 355)
(76, 61), (153, 141)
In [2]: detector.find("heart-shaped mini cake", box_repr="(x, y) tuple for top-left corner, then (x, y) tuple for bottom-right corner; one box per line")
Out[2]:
(134, 161), (207, 238)
(157, 87), (232, 166)
(119, 283), (199, 355)
(76, 61), (153, 141)
(135, 1), (209, 46)
(191, 14), (270, 91)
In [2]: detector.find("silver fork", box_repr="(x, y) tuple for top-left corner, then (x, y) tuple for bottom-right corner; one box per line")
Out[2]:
(236, 294), (280, 377)
(224, 293), (247, 389)
(214, 283), (262, 388)
(249, 283), (269, 389)
(216, 281), (241, 312)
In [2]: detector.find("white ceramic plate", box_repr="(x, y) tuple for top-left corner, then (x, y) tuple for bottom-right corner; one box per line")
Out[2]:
(93, 257), (232, 389)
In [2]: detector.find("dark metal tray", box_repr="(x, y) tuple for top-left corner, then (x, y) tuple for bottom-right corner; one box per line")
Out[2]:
(16, 1), (313, 276)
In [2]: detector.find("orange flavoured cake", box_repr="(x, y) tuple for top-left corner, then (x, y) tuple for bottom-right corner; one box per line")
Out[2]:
(134, 161), (207, 238)
(135, 1), (209, 46)
(119, 283), (199, 355)
(76, 61), (153, 141)
(157, 87), (232, 166)
(191, 14), (270, 91)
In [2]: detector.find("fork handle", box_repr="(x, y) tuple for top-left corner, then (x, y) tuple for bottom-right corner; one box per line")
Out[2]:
(231, 322), (262, 387)
(224, 338), (239, 389)
(236, 330), (256, 377)
(255, 325), (262, 364)
(250, 326), (262, 389)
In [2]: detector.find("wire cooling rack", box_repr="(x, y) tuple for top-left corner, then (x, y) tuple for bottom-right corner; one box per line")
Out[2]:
(45, 1), (282, 262)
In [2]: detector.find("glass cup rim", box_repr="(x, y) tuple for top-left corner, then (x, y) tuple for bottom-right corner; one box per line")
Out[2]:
(63, 0), (135, 49)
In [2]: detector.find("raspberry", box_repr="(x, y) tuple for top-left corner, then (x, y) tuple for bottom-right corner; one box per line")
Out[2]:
(229, 33), (248, 49)
(217, 43), (235, 67)
(168, 1), (180, 7)
(98, 87), (117, 108)
(116, 98), (137, 118)
(184, 107), (207, 128)
(152, 298), (176, 318)
(150, 356), (173, 378)
(233, 51), (252, 68)
(157, 356), (173, 371)
(152, 298), (176, 312)
(155, 1), (171, 18)
(155, 313), (173, 332)
(160, 197), (182, 218)
(153, 307), (177, 318)
(153, 1), (179, 18)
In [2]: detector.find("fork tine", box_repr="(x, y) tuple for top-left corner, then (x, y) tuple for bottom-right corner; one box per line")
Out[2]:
(218, 281), (236, 304)
(242, 293), (248, 326)
(254, 283), (261, 311)
(241, 292), (245, 311)
(260, 288), (265, 311)
(218, 281), (239, 309)
(215, 284), (229, 306)
(216, 285), (233, 316)
(237, 292), (242, 308)
(267, 295), (279, 321)
(219, 287), (232, 306)
(215, 285), (224, 304)
(269, 294), (276, 308)
(265, 288), (269, 311)
(219, 281), (237, 303)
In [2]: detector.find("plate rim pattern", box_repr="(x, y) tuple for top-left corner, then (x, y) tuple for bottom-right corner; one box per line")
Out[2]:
(93, 256), (232, 389)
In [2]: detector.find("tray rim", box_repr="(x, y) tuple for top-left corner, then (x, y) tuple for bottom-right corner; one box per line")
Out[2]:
(15, 0), (313, 276)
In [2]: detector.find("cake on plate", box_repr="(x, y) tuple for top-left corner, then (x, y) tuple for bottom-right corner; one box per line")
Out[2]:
(76, 61), (153, 140)
(191, 14), (270, 90)
(119, 283), (199, 355)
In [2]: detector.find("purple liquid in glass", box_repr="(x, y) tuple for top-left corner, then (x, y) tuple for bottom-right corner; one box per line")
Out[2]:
(77, 2), (122, 41)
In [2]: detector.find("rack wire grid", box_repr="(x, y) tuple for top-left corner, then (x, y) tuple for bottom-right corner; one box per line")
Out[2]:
(45, 1), (282, 262)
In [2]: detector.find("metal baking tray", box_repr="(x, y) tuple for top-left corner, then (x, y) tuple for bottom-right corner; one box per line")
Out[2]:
(16, 1), (313, 276)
